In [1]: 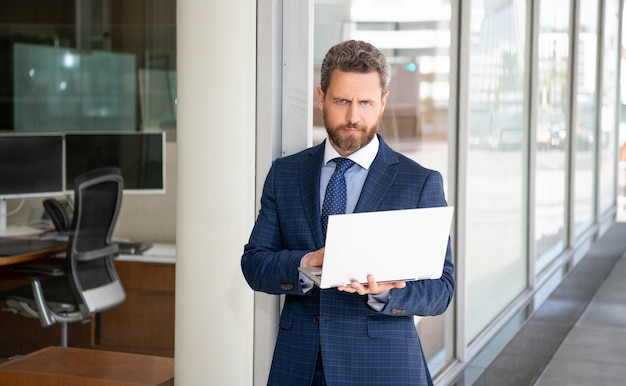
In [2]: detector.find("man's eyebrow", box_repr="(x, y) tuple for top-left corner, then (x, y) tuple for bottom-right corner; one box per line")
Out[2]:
(330, 96), (375, 102)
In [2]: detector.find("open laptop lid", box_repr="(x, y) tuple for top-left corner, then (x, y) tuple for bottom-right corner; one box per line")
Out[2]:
(300, 206), (453, 289)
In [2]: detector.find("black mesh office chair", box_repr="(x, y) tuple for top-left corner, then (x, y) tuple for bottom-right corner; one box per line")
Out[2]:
(43, 197), (72, 234)
(1, 167), (126, 347)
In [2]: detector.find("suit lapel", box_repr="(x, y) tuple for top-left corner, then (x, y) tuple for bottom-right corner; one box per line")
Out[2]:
(354, 136), (399, 213)
(300, 142), (325, 247)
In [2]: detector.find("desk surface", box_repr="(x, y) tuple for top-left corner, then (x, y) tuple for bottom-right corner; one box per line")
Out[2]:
(0, 238), (176, 267)
(116, 242), (176, 264)
(0, 238), (66, 266)
(0, 346), (174, 386)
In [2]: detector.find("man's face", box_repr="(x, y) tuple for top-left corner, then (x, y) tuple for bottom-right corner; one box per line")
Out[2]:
(317, 69), (388, 157)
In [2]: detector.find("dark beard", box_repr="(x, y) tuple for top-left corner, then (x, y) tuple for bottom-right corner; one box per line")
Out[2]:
(323, 113), (380, 152)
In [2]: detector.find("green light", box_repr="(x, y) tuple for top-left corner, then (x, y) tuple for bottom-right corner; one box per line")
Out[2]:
(404, 62), (417, 72)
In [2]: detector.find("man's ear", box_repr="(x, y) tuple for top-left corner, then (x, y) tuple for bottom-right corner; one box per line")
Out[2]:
(316, 87), (325, 110)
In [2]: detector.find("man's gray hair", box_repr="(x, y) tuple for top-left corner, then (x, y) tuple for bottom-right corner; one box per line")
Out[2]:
(319, 40), (390, 96)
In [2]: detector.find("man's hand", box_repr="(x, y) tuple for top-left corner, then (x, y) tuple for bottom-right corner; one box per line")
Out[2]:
(337, 274), (406, 295)
(302, 247), (325, 268)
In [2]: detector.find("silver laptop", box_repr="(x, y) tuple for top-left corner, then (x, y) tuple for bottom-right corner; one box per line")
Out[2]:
(299, 206), (453, 289)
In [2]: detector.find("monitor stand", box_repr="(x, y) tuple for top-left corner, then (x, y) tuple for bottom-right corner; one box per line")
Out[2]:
(0, 199), (43, 238)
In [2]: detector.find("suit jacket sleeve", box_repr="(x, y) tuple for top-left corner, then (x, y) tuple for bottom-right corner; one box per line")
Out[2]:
(378, 170), (454, 317)
(241, 156), (317, 295)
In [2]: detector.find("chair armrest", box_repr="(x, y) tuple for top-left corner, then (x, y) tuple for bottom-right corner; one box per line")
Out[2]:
(14, 264), (65, 277)
(74, 244), (119, 262)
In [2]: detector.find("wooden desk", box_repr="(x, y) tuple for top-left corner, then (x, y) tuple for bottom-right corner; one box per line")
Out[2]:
(0, 238), (66, 266)
(0, 346), (174, 386)
(96, 259), (175, 357)
(0, 243), (176, 358)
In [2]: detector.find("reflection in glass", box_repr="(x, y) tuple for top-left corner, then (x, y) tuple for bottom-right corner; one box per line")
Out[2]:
(139, 69), (177, 132)
(467, 0), (527, 342)
(535, 0), (570, 271)
(313, 0), (453, 376)
(574, 0), (598, 236)
(13, 43), (136, 132)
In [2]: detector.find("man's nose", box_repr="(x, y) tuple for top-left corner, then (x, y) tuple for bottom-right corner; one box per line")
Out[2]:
(346, 104), (359, 125)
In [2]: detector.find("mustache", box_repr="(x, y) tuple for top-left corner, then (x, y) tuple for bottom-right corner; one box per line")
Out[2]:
(340, 122), (361, 130)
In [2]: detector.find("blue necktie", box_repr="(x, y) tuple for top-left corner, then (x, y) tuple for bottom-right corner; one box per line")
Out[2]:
(321, 157), (355, 238)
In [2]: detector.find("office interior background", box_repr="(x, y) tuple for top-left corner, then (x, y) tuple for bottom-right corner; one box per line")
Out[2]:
(1, 0), (626, 384)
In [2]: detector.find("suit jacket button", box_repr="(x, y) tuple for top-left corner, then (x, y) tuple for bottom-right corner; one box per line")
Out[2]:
(281, 283), (293, 291)
(313, 316), (320, 324)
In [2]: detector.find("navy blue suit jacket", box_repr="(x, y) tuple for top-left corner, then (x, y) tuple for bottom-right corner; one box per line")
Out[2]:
(242, 135), (454, 385)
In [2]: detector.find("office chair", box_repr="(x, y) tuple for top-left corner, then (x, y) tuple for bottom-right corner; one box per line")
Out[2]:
(1, 167), (126, 347)
(43, 198), (72, 234)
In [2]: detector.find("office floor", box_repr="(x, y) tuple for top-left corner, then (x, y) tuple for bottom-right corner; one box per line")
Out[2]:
(531, 196), (626, 385)
(452, 210), (626, 385)
(532, 195), (626, 385)
(532, 247), (626, 385)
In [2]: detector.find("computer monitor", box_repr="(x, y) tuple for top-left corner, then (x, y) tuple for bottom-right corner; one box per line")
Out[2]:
(0, 133), (64, 234)
(65, 132), (165, 194)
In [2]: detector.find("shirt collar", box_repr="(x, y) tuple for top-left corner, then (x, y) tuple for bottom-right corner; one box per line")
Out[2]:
(323, 134), (379, 170)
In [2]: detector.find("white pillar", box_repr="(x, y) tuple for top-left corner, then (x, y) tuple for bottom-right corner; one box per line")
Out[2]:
(175, 1), (256, 385)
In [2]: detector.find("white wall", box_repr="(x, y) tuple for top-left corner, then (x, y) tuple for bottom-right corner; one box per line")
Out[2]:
(174, 0), (256, 385)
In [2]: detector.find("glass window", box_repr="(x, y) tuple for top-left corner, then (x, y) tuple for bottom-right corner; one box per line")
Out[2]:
(13, 43), (136, 132)
(466, 0), (528, 342)
(313, 0), (455, 375)
(535, 0), (570, 271)
(573, 0), (599, 236)
(0, 0), (176, 135)
(620, 4), (626, 214)
(599, 0), (620, 216)
(0, 2), (176, 245)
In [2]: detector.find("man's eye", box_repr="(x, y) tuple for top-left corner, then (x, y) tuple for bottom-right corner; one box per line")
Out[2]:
(361, 101), (371, 106)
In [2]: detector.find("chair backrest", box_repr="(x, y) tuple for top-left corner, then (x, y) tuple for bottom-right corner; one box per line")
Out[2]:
(43, 198), (72, 233)
(66, 166), (125, 317)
